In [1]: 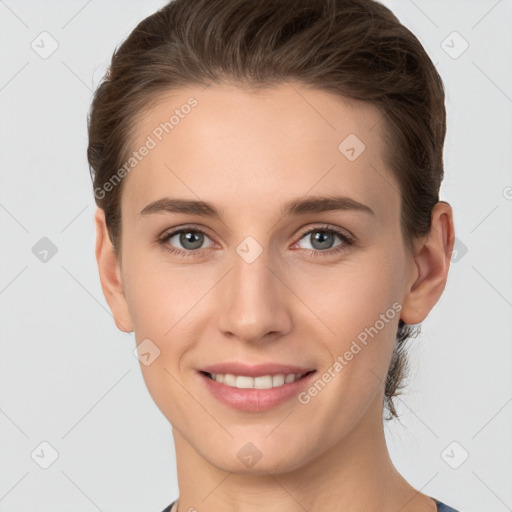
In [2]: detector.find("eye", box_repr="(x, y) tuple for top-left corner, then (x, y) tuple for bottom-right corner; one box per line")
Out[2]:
(294, 225), (354, 257)
(157, 226), (214, 257)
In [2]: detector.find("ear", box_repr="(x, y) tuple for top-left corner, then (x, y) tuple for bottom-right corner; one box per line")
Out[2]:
(400, 201), (455, 325)
(94, 207), (133, 333)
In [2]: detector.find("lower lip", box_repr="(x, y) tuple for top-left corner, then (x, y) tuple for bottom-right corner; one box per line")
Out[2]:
(198, 371), (317, 412)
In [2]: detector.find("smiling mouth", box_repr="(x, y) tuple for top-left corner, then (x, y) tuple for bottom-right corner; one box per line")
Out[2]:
(200, 370), (316, 390)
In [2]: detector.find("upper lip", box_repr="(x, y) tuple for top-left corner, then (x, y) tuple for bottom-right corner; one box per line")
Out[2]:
(200, 362), (316, 377)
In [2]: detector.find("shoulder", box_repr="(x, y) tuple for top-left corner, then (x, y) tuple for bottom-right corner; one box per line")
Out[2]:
(160, 501), (175, 512)
(435, 499), (461, 512)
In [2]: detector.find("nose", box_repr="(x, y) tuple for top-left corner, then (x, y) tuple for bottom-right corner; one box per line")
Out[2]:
(215, 246), (293, 344)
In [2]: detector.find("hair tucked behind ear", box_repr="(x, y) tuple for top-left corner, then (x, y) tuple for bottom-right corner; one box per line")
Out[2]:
(87, 0), (446, 420)
(383, 320), (421, 421)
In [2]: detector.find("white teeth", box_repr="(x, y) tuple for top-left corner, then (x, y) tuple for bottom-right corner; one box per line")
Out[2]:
(272, 374), (285, 387)
(223, 374), (236, 386)
(254, 375), (273, 389)
(210, 372), (304, 389)
(235, 375), (254, 389)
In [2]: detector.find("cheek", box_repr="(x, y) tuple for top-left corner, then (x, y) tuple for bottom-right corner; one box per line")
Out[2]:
(123, 260), (218, 406)
(291, 256), (404, 437)
(293, 248), (404, 338)
(302, 248), (406, 397)
(123, 254), (214, 337)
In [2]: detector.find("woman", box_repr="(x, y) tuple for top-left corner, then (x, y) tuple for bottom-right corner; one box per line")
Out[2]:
(88, 0), (459, 510)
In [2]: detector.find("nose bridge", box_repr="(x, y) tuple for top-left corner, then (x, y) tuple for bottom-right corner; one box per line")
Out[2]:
(216, 240), (292, 342)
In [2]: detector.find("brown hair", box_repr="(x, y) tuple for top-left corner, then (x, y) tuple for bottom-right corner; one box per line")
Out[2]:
(87, 0), (446, 421)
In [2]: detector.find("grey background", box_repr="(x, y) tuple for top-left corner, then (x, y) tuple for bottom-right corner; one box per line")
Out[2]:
(0, 0), (511, 510)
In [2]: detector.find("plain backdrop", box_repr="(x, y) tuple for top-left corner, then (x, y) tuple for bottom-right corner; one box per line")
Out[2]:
(0, 0), (511, 511)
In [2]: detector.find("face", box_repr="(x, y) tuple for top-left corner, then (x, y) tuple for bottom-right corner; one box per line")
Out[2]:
(98, 82), (424, 473)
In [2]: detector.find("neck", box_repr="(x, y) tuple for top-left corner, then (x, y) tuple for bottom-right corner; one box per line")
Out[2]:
(172, 395), (436, 512)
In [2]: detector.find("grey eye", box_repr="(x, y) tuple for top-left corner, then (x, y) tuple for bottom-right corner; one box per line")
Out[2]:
(166, 229), (213, 251)
(298, 230), (343, 251)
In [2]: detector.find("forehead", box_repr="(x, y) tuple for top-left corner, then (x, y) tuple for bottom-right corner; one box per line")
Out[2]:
(122, 82), (399, 224)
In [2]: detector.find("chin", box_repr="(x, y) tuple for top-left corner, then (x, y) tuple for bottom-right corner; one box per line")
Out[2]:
(200, 436), (312, 475)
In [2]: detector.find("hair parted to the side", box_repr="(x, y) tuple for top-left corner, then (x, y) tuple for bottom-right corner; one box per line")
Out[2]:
(87, 0), (446, 421)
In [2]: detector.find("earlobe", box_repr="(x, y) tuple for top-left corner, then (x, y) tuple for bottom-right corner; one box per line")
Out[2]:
(400, 202), (455, 325)
(94, 207), (133, 333)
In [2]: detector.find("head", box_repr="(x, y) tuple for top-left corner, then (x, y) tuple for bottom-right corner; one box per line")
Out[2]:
(88, 0), (454, 473)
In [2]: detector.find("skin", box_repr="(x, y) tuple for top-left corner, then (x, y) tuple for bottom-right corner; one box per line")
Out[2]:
(94, 82), (455, 512)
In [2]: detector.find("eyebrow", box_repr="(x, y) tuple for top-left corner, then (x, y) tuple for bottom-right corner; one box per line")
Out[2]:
(139, 195), (375, 219)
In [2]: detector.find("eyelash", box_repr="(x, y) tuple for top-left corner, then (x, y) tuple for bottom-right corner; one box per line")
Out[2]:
(156, 224), (355, 259)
